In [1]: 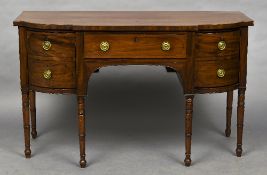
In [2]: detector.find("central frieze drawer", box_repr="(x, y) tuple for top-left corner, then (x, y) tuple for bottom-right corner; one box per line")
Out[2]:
(84, 33), (188, 58)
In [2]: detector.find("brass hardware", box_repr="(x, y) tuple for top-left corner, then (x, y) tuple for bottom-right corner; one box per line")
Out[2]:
(217, 68), (225, 78)
(100, 41), (110, 52)
(43, 69), (52, 80)
(218, 41), (226, 51)
(161, 41), (171, 51)
(43, 41), (52, 51)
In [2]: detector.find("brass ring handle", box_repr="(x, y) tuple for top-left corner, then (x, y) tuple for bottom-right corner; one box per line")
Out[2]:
(100, 41), (110, 52)
(217, 68), (225, 78)
(43, 69), (52, 80)
(162, 41), (171, 51)
(43, 41), (52, 51)
(218, 41), (226, 51)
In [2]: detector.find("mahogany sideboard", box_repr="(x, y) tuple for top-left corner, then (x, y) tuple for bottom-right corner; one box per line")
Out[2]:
(13, 11), (254, 168)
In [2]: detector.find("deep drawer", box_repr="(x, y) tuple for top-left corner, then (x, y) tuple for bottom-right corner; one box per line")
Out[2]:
(29, 60), (76, 88)
(194, 59), (239, 88)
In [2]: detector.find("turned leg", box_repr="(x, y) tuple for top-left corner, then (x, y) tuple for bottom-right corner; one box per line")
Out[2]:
(29, 90), (37, 139)
(225, 91), (233, 137)
(236, 88), (246, 157)
(184, 95), (194, 166)
(22, 91), (31, 158)
(77, 96), (87, 168)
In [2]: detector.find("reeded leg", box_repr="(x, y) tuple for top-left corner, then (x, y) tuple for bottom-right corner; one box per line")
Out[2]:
(184, 95), (194, 167)
(236, 88), (246, 157)
(29, 90), (37, 139)
(78, 96), (87, 168)
(225, 91), (233, 137)
(22, 91), (31, 158)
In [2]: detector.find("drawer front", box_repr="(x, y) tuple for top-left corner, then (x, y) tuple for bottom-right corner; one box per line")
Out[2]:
(29, 60), (76, 88)
(196, 30), (240, 59)
(194, 59), (239, 88)
(84, 33), (187, 58)
(27, 31), (76, 61)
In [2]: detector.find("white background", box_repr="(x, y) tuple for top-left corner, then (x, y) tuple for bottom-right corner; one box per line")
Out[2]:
(0, 0), (266, 174)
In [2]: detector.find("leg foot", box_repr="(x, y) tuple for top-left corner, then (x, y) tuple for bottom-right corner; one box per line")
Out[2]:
(78, 96), (87, 168)
(31, 131), (37, 139)
(236, 145), (242, 157)
(24, 149), (31, 158)
(184, 157), (191, 167)
(236, 88), (245, 157)
(225, 129), (231, 137)
(184, 95), (194, 167)
(80, 158), (87, 168)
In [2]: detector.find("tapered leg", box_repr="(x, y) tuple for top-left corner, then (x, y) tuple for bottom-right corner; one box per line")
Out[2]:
(184, 95), (194, 167)
(77, 96), (87, 168)
(225, 91), (233, 137)
(29, 90), (37, 139)
(236, 88), (246, 157)
(22, 91), (31, 158)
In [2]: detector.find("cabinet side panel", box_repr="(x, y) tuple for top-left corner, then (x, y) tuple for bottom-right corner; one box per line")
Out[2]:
(18, 27), (29, 91)
(239, 27), (248, 87)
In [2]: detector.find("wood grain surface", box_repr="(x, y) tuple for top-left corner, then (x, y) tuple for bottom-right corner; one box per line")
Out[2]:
(84, 33), (187, 58)
(28, 60), (76, 88)
(195, 30), (240, 59)
(14, 11), (253, 31)
(194, 59), (239, 88)
(27, 31), (76, 61)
